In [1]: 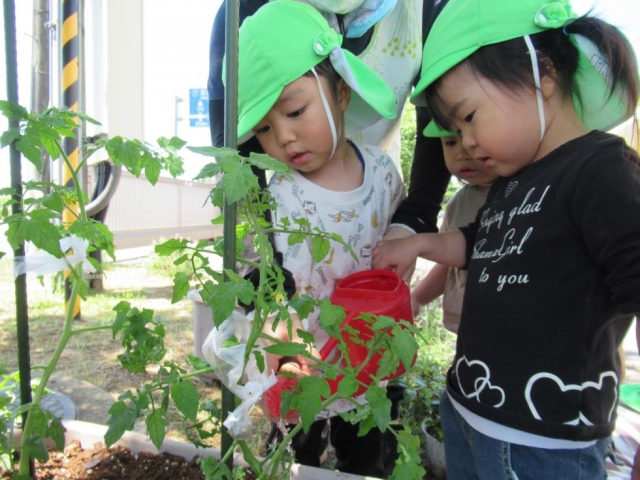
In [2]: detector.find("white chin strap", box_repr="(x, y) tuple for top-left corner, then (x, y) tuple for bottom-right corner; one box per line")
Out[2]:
(524, 35), (546, 141)
(311, 67), (339, 161)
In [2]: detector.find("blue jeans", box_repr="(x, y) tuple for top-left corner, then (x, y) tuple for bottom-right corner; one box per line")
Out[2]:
(440, 392), (612, 480)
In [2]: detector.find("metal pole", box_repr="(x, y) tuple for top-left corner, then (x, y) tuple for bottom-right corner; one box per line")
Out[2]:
(221, 0), (239, 470)
(61, 0), (81, 319)
(31, 0), (51, 185)
(4, 0), (34, 476)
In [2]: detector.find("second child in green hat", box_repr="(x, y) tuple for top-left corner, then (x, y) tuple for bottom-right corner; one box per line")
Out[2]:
(229, 1), (406, 475)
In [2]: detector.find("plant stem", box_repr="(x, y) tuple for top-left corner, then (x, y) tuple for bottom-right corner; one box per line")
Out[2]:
(18, 267), (82, 475)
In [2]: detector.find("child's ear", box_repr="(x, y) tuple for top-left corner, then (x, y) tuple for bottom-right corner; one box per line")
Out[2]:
(540, 59), (557, 100)
(338, 79), (351, 112)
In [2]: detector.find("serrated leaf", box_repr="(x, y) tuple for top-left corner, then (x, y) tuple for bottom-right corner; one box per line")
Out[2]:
(219, 160), (259, 204)
(46, 417), (66, 450)
(6, 218), (63, 256)
(365, 385), (391, 431)
(187, 145), (239, 159)
(318, 303), (345, 338)
(104, 400), (137, 446)
(200, 281), (252, 327)
(336, 373), (359, 398)
(171, 380), (199, 422)
(310, 235), (331, 262)
(23, 435), (49, 462)
(264, 342), (307, 357)
(289, 295), (316, 321)
(15, 137), (43, 170)
(193, 162), (221, 180)
(297, 376), (330, 431)
(146, 409), (169, 449)
(172, 272), (191, 303)
(106, 137), (143, 176)
(142, 157), (161, 185)
(390, 325), (419, 370)
(248, 152), (289, 172)
(0, 100), (29, 120)
(288, 232), (305, 246)
(154, 238), (188, 256)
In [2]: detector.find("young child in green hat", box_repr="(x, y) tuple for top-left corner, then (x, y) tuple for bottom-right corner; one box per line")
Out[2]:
(230, 1), (406, 475)
(373, 0), (640, 477)
(411, 128), (497, 334)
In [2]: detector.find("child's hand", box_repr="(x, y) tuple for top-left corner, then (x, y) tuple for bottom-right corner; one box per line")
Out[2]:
(382, 226), (417, 282)
(373, 236), (421, 279)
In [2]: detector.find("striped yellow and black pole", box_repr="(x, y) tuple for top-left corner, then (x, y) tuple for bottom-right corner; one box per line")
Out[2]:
(61, 0), (81, 319)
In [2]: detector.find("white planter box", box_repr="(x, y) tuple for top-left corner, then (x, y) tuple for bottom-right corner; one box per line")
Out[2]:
(59, 420), (379, 480)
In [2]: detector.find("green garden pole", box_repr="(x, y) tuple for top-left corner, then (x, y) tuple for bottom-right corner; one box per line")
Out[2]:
(221, 0), (239, 471)
(4, 0), (34, 476)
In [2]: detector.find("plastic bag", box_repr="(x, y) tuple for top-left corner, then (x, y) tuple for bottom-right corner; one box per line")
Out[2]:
(201, 309), (277, 439)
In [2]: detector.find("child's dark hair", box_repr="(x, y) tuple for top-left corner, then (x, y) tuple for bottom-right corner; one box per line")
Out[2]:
(303, 57), (341, 100)
(426, 15), (639, 132)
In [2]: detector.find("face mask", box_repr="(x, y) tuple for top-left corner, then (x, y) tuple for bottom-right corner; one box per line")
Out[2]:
(305, 0), (365, 14)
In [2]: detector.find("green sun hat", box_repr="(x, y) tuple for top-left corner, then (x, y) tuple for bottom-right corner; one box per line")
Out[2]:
(411, 0), (635, 134)
(226, 0), (397, 142)
(424, 120), (457, 138)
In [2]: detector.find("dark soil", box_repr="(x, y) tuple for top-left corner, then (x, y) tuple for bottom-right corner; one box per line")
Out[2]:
(0, 440), (257, 480)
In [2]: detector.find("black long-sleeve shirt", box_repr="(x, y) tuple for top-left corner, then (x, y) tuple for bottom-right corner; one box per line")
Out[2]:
(453, 131), (640, 441)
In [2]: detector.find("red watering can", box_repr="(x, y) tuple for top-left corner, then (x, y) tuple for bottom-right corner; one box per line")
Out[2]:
(265, 269), (415, 419)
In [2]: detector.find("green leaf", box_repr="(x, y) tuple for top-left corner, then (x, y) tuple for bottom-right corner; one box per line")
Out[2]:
(146, 409), (169, 449)
(187, 145), (239, 159)
(106, 137), (143, 176)
(40, 192), (64, 213)
(297, 376), (330, 431)
(23, 435), (49, 462)
(171, 272), (191, 304)
(104, 400), (137, 446)
(310, 236), (331, 262)
(171, 380), (199, 422)
(219, 160), (259, 204)
(318, 303), (345, 339)
(335, 373), (359, 398)
(46, 417), (66, 450)
(15, 136), (43, 170)
(390, 325), (419, 370)
(365, 385), (391, 431)
(390, 428), (426, 480)
(6, 217), (63, 256)
(287, 232), (306, 246)
(193, 162), (221, 181)
(289, 295), (316, 321)
(264, 342), (307, 357)
(155, 238), (188, 256)
(248, 152), (289, 172)
(143, 156), (161, 185)
(0, 100), (29, 120)
(253, 349), (265, 373)
(201, 280), (254, 327)
(0, 128), (20, 148)
(158, 135), (187, 151)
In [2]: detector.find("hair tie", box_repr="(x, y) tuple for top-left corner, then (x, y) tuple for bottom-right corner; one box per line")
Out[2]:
(562, 25), (570, 36)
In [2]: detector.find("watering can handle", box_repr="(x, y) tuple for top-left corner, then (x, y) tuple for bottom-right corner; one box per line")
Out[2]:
(318, 310), (357, 361)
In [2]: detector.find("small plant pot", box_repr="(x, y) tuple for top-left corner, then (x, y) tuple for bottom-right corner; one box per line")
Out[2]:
(188, 289), (218, 382)
(422, 419), (447, 480)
